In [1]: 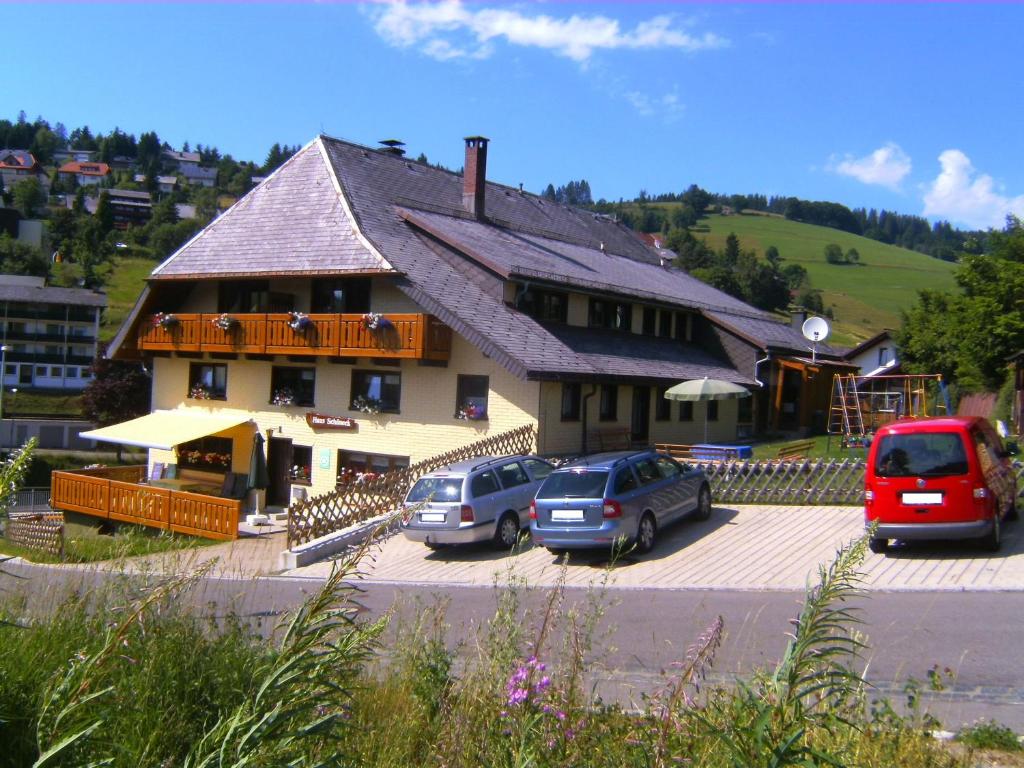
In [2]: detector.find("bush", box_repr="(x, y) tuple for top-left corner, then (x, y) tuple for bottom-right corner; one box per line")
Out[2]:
(957, 719), (1022, 751)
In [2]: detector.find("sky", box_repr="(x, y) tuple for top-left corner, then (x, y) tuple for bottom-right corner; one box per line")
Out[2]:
(5, 2), (1024, 230)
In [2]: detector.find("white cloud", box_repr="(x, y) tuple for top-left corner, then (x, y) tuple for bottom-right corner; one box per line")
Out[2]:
(922, 149), (1024, 229)
(367, 1), (728, 63)
(829, 143), (911, 190)
(625, 89), (684, 121)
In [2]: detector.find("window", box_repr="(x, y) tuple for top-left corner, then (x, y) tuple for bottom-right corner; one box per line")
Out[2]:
(517, 286), (568, 323)
(66, 367), (79, 378)
(311, 278), (371, 313)
(470, 470), (501, 498)
(350, 370), (401, 413)
(658, 311), (672, 338)
(34, 366), (46, 377)
(633, 458), (660, 485)
(674, 312), (689, 341)
(707, 401), (719, 421)
(599, 384), (618, 421)
(641, 308), (656, 336)
(522, 458), (553, 481)
(189, 363), (228, 400)
(270, 366), (315, 407)
(337, 450), (409, 485)
(679, 401), (694, 421)
(655, 386), (671, 421)
(495, 461), (529, 489)
(878, 347), (889, 366)
(3, 365), (14, 376)
(50, 366), (62, 377)
(455, 374), (489, 420)
(561, 382), (581, 421)
(589, 298), (631, 331)
(218, 280), (270, 313)
(289, 445), (313, 484)
(179, 436), (232, 472)
(613, 467), (638, 494)
(655, 456), (681, 479)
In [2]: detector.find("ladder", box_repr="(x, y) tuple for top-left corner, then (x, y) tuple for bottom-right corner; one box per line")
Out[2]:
(829, 374), (866, 436)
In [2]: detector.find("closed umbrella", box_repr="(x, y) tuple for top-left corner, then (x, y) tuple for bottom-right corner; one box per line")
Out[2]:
(664, 377), (751, 442)
(248, 432), (269, 491)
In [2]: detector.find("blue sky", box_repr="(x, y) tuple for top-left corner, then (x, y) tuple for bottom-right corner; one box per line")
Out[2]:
(5, 2), (1023, 229)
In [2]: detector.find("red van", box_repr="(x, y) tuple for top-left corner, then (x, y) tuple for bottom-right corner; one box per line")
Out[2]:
(864, 416), (1018, 553)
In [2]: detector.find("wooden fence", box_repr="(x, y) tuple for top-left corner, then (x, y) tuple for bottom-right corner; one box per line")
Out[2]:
(288, 424), (538, 547)
(50, 467), (240, 541)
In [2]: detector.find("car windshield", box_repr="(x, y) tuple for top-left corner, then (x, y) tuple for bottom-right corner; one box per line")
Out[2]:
(536, 470), (609, 499)
(406, 477), (463, 503)
(874, 433), (969, 478)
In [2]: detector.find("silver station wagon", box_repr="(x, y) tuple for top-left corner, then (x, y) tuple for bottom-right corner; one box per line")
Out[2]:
(400, 455), (554, 549)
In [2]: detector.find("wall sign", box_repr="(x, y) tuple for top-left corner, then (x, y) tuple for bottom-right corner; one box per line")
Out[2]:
(318, 448), (332, 470)
(306, 412), (357, 430)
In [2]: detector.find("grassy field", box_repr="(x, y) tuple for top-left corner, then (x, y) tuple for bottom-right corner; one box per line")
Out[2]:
(100, 255), (158, 342)
(695, 212), (958, 346)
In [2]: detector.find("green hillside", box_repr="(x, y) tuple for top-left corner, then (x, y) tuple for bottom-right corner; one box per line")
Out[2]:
(694, 212), (958, 346)
(101, 256), (156, 342)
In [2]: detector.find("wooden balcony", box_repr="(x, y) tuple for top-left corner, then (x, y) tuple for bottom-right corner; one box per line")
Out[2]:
(138, 312), (452, 360)
(50, 466), (240, 541)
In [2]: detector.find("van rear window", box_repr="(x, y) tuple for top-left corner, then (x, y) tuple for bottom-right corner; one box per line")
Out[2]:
(874, 433), (969, 478)
(406, 477), (463, 502)
(537, 470), (609, 499)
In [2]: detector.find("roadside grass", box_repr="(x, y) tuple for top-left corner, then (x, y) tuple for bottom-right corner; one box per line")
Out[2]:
(0, 524), (1002, 766)
(0, 525), (218, 564)
(0, 528), (216, 569)
(101, 254), (158, 342)
(694, 212), (958, 346)
(957, 719), (1023, 751)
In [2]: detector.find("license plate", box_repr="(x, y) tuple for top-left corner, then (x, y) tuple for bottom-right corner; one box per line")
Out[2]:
(902, 492), (942, 505)
(420, 512), (446, 523)
(551, 509), (584, 522)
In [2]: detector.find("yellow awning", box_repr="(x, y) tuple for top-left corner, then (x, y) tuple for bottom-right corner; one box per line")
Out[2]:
(80, 410), (253, 450)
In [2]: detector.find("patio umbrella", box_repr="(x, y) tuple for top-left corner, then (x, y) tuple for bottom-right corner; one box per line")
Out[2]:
(664, 377), (752, 442)
(247, 432), (269, 491)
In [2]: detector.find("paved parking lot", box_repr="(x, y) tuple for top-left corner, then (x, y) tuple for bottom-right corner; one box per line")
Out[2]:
(287, 504), (1024, 592)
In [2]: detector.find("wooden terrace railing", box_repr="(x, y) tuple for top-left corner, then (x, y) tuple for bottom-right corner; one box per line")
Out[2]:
(138, 312), (452, 361)
(50, 466), (240, 541)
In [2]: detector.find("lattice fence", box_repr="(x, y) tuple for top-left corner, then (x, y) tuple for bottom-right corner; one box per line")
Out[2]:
(702, 458), (1024, 506)
(5, 514), (64, 556)
(288, 424), (538, 547)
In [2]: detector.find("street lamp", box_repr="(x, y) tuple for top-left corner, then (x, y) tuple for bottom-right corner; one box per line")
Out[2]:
(0, 345), (8, 449)
(8, 388), (16, 448)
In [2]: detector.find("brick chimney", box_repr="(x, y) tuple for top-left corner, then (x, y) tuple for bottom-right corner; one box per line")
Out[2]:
(463, 136), (489, 219)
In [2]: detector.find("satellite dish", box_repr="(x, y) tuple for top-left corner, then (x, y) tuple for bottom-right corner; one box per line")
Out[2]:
(802, 316), (831, 343)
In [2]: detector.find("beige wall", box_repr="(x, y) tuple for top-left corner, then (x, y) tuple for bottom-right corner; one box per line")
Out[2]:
(537, 381), (740, 455)
(151, 332), (540, 498)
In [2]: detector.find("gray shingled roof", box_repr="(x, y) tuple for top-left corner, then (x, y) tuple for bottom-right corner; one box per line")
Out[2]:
(0, 283), (107, 307)
(152, 145), (393, 279)
(146, 134), (827, 379)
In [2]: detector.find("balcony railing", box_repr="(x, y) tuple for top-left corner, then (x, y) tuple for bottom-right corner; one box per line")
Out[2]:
(50, 466), (240, 541)
(138, 312), (452, 361)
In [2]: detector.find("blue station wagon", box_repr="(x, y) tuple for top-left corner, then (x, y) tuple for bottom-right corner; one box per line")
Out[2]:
(529, 450), (712, 554)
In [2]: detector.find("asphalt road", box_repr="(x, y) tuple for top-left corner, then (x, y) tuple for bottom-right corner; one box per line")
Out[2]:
(3, 559), (1020, 731)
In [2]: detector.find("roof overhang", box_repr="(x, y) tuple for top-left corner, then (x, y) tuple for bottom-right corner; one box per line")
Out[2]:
(80, 410), (253, 450)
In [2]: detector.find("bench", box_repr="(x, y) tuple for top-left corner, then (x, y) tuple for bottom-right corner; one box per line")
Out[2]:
(656, 443), (732, 462)
(776, 439), (815, 461)
(588, 427), (633, 451)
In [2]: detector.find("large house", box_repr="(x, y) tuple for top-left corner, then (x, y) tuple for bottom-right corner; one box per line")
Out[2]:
(0, 150), (44, 189)
(84, 134), (847, 513)
(58, 161), (111, 187)
(0, 274), (105, 390)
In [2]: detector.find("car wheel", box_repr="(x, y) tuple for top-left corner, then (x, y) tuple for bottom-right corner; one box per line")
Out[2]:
(424, 540), (447, 551)
(868, 537), (888, 554)
(694, 485), (712, 521)
(635, 513), (657, 555)
(982, 514), (1002, 553)
(494, 512), (520, 550)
